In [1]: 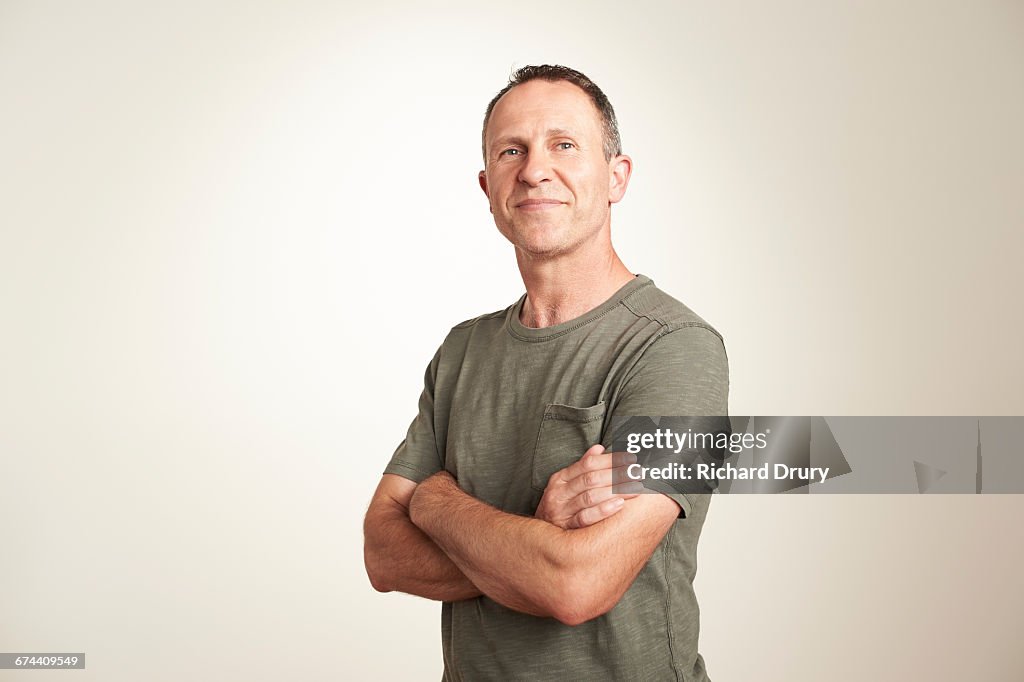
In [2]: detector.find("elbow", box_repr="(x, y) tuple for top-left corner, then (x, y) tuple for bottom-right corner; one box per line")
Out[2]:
(367, 570), (393, 594)
(363, 546), (394, 593)
(551, 596), (615, 627)
(546, 570), (622, 627)
(552, 606), (593, 628)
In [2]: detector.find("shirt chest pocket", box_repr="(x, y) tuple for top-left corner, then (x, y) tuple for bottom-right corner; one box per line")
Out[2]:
(531, 401), (607, 492)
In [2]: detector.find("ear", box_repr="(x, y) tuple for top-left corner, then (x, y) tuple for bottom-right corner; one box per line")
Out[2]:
(608, 154), (632, 204)
(478, 170), (493, 213)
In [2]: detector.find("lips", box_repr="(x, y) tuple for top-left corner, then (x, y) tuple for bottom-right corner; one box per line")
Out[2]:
(515, 198), (565, 209)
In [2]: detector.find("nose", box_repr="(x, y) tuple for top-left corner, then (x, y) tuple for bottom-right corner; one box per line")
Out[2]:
(517, 148), (553, 186)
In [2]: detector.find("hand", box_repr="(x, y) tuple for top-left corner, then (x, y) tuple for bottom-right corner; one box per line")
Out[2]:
(535, 445), (642, 530)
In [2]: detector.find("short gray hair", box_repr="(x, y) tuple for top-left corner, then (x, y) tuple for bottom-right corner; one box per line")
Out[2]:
(481, 64), (622, 162)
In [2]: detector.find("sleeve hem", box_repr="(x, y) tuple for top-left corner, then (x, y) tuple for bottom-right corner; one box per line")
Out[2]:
(383, 460), (438, 484)
(639, 481), (693, 519)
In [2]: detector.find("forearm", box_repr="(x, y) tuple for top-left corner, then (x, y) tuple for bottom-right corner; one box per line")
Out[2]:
(364, 498), (483, 602)
(409, 473), (586, 620)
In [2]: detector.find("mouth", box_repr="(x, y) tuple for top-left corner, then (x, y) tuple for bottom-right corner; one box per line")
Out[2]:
(515, 199), (565, 211)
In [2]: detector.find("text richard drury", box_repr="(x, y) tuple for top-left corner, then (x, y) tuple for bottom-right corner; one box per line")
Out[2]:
(625, 461), (830, 484)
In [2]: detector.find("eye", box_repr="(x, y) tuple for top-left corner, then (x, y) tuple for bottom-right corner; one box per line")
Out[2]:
(500, 148), (521, 156)
(557, 142), (575, 150)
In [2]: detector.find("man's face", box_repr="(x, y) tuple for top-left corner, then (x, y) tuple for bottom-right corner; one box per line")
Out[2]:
(479, 79), (629, 259)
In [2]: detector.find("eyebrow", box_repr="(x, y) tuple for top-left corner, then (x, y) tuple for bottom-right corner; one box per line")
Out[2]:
(491, 128), (577, 149)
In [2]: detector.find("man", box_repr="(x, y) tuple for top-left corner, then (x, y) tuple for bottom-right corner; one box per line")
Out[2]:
(363, 65), (728, 681)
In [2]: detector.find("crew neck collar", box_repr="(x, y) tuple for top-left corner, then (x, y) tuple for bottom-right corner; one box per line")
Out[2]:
(506, 274), (652, 342)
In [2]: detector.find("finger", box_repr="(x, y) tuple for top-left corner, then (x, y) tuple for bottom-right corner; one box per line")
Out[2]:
(561, 454), (638, 491)
(610, 463), (650, 493)
(563, 466), (615, 498)
(547, 444), (607, 487)
(578, 443), (608, 468)
(562, 446), (629, 482)
(568, 482), (619, 512)
(564, 474), (644, 506)
(571, 496), (625, 529)
(574, 450), (637, 477)
(565, 480), (644, 519)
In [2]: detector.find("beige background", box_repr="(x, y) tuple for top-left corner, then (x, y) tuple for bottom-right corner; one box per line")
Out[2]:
(2, 0), (1023, 680)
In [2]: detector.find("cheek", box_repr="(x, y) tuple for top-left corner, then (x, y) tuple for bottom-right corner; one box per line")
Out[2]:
(489, 175), (514, 209)
(576, 171), (609, 204)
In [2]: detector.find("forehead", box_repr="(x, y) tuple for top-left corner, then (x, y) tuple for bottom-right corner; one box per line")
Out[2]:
(487, 79), (603, 142)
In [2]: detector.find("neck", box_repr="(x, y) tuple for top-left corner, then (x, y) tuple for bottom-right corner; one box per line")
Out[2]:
(516, 231), (634, 329)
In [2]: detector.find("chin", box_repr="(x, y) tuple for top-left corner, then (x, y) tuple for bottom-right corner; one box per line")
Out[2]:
(512, 223), (568, 249)
(516, 236), (579, 259)
(508, 232), (564, 257)
(497, 216), (589, 257)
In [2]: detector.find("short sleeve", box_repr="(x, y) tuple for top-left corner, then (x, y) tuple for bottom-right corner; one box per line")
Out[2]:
(383, 346), (445, 483)
(608, 325), (730, 516)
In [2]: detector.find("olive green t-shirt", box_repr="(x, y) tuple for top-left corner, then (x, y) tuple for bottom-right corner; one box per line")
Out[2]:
(385, 275), (729, 681)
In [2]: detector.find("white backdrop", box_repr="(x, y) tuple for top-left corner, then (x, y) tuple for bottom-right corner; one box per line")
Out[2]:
(2, 1), (1023, 680)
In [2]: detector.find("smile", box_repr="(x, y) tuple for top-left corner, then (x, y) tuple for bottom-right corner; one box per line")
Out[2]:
(515, 200), (565, 211)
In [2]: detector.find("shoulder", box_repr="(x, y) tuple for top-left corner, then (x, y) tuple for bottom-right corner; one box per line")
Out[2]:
(616, 279), (730, 398)
(613, 283), (730, 415)
(620, 277), (724, 344)
(428, 303), (513, 361)
(451, 306), (509, 332)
